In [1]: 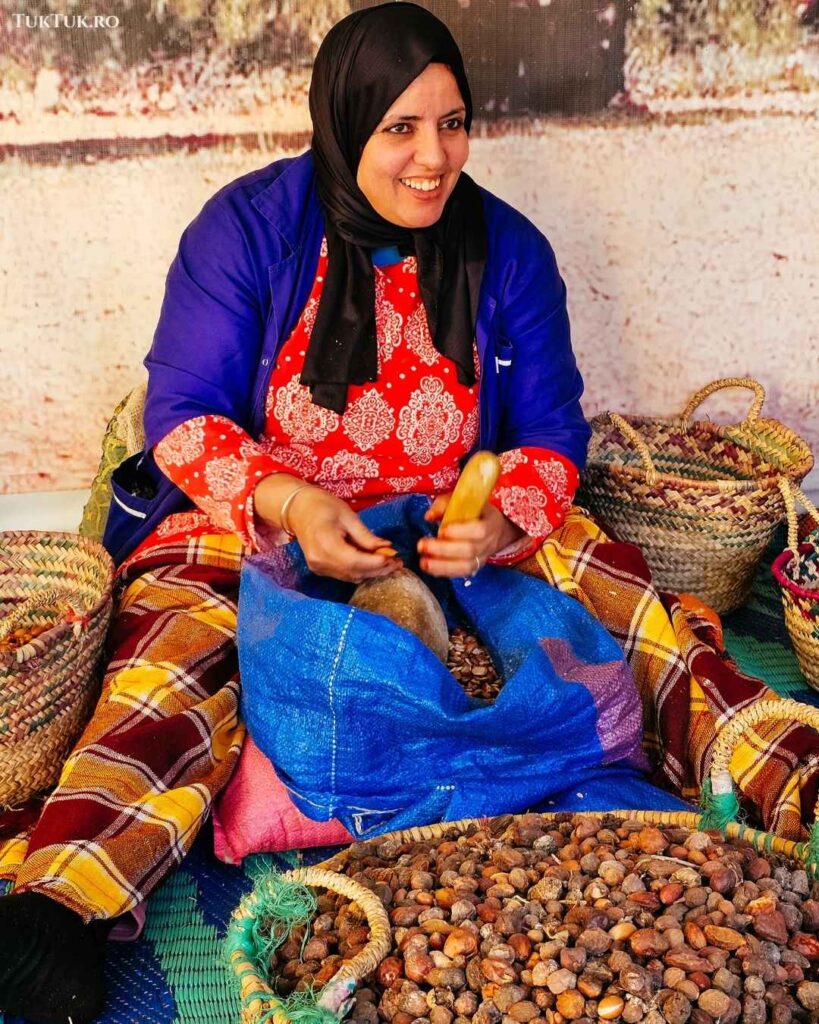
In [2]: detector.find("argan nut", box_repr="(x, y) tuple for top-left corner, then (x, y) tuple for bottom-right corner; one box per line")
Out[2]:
(598, 995), (626, 1020)
(684, 921), (707, 950)
(556, 990), (586, 1020)
(660, 883), (684, 906)
(378, 957), (404, 987)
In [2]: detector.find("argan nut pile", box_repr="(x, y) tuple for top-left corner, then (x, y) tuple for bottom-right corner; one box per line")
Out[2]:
(0, 622), (53, 653)
(446, 628), (502, 700)
(266, 813), (819, 1024)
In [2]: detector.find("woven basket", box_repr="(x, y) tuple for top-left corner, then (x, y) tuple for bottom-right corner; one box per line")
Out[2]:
(0, 532), (114, 807)
(228, 867), (393, 1024)
(772, 483), (819, 690)
(580, 377), (813, 613)
(228, 803), (819, 1024)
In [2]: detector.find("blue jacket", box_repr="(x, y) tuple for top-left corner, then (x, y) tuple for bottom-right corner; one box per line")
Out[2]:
(105, 151), (590, 564)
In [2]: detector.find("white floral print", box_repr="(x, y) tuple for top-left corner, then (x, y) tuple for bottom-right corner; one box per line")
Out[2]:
(204, 455), (248, 501)
(535, 457), (572, 508)
(269, 374), (340, 444)
(316, 450), (380, 499)
(155, 417), (206, 467)
(495, 484), (554, 537)
(429, 465), (461, 492)
(499, 449), (529, 472)
(375, 270), (404, 368)
(342, 389), (396, 452)
(384, 475), (424, 492)
(404, 303), (439, 366)
(396, 376), (464, 465)
(461, 404), (480, 449)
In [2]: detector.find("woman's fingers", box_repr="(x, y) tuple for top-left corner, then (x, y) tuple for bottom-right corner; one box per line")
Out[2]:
(421, 553), (480, 578)
(419, 536), (479, 562)
(304, 526), (401, 582)
(343, 510), (393, 553)
(424, 493), (451, 522)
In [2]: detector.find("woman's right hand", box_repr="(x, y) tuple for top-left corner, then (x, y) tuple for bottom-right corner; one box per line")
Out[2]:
(254, 473), (401, 583)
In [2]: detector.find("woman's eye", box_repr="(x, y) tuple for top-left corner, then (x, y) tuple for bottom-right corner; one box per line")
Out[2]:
(386, 123), (411, 135)
(443, 117), (465, 130)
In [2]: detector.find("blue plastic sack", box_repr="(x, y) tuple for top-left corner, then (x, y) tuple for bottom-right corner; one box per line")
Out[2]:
(238, 495), (690, 839)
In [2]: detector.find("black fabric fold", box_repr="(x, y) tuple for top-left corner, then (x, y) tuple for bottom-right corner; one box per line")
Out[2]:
(302, 1), (487, 414)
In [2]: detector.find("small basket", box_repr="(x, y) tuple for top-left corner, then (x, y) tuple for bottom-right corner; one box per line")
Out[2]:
(772, 482), (819, 690)
(0, 531), (114, 807)
(227, 867), (393, 1024)
(580, 377), (813, 613)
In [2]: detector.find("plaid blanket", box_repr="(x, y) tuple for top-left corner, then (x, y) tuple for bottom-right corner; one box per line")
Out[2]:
(1, 511), (816, 921)
(0, 533), (245, 921)
(522, 510), (819, 839)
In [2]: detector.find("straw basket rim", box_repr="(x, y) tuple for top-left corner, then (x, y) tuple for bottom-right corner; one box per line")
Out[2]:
(0, 530), (114, 805)
(0, 531), (114, 604)
(586, 412), (811, 496)
(772, 543), (819, 601)
(313, 808), (812, 872)
(227, 866), (393, 1024)
(772, 482), (819, 603)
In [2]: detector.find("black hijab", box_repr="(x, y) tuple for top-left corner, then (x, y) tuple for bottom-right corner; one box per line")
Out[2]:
(302, 1), (487, 414)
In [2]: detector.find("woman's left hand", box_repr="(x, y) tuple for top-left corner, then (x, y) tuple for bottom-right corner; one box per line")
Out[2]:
(418, 494), (524, 578)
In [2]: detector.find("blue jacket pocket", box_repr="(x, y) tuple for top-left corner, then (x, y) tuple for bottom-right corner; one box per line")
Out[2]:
(102, 451), (190, 565)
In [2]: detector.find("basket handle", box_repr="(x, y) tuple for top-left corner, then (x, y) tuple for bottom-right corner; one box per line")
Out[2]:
(708, 699), (819, 826)
(777, 479), (819, 553)
(609, 412), (659, 485)
(0, 587), (80, 644)
(680, 378), (766, 432)
(228, 865), (393, 1024)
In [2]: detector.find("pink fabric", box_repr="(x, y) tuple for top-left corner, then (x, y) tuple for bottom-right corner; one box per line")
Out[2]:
(212, 737), (353, 864)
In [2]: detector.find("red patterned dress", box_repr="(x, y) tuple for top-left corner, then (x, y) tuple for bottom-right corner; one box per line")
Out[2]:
(144, 240), (579, 565)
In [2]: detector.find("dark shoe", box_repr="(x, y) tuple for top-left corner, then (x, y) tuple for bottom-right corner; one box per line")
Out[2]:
(0, 891), (107, 1023)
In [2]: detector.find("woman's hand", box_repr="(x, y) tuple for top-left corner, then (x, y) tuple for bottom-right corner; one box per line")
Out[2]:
(418, 493), (524, 578)
(254, 473), (401, 583)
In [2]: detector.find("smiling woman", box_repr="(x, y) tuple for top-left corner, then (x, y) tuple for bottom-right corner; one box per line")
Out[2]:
(0, 5), (591, 1022)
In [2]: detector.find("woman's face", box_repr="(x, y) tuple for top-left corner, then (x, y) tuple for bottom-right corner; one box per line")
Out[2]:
(356, 63), (469, 229)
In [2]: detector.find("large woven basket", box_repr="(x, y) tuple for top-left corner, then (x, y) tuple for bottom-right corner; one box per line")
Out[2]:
(772, 482), (819, 690)
(579, 378), (813, 613)
(228, 797), (819, 1024)
(0, 532), (114, 807)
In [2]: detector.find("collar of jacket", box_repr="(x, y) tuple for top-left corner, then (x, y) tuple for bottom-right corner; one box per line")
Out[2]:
(250, 149), (322, 261)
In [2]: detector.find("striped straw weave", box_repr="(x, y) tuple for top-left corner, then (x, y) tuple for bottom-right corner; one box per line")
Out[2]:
(0, 531), (114, 807)
(579, 378), (813, 614)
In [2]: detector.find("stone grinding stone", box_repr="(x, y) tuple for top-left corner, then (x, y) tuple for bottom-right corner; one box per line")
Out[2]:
(349, 568), (450, 663)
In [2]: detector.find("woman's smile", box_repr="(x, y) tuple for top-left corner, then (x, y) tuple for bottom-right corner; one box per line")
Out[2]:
(400, 175), (442, 193)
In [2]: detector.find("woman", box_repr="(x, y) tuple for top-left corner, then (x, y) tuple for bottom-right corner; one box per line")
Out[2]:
(0, 5), (588, 1021)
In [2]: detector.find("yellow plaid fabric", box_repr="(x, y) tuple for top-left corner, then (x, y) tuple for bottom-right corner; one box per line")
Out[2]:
(0, 533), (245, 921)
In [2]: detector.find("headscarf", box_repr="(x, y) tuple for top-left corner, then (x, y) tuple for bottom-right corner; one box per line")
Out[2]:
(302, 1), (487, 414)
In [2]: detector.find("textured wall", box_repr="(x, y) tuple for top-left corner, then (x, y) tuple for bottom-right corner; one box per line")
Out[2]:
(1, 116), (816, 494)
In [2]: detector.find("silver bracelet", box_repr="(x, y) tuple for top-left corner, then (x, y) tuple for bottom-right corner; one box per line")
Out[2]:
(279, 483), (312, 537)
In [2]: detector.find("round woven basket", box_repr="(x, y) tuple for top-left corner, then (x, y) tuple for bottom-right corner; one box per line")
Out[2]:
(772, 483), (819, 690)
(229, 798), (819, 1024)
(228, 867), (393, 1024)
(579, 378), (813, 613)
(0, 531), (114, 807)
